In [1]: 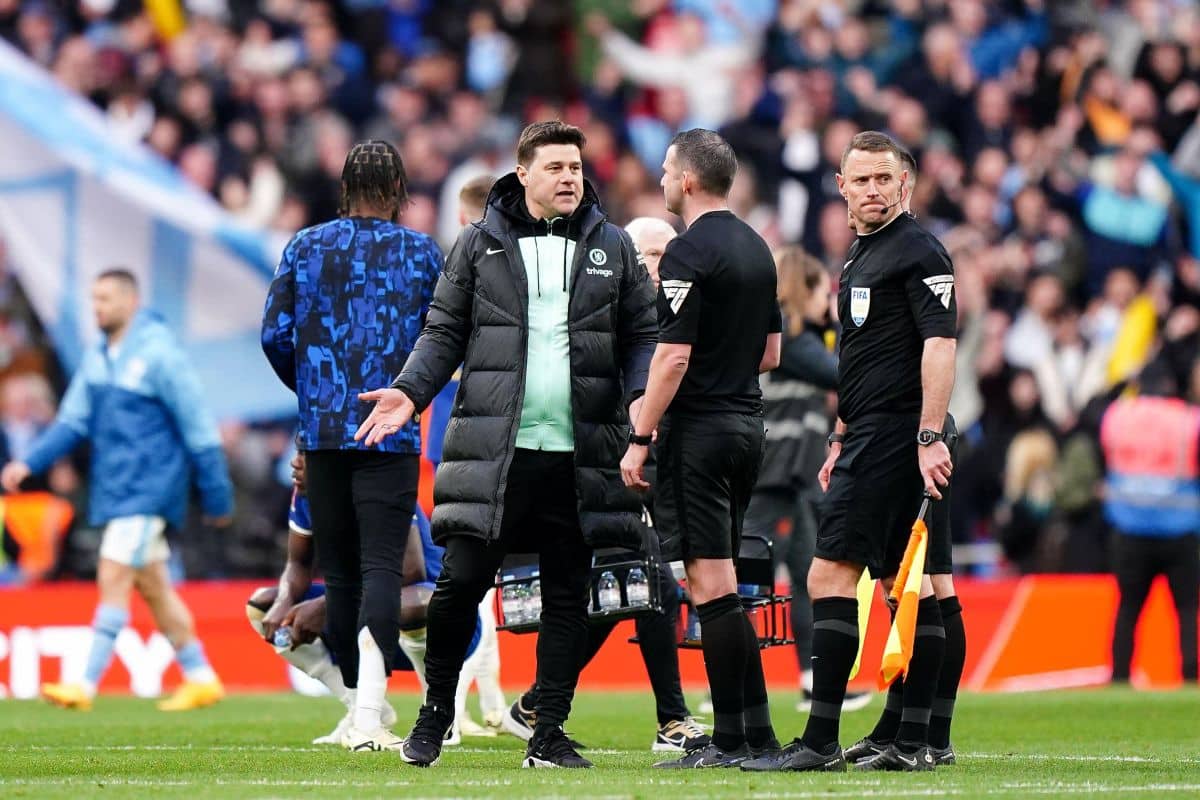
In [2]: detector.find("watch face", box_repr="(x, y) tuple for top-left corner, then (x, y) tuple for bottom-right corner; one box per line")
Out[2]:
(918, 430), (934, 445)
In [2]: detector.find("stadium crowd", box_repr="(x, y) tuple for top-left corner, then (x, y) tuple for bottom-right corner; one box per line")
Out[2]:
(2, 0), (1200, 580)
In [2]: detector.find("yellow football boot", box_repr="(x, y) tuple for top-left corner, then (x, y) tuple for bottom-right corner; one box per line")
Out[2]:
(156, 679), (225, 711)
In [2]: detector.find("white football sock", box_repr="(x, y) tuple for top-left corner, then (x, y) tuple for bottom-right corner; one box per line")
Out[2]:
(397, 628), (428, 695)
(353, 627), (387, 731)
(282, 639), (347, 700)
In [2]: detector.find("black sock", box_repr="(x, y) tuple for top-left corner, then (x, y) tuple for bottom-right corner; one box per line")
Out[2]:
(868, 601), (902, 742)
(800, 596), (858, 752)
(869, 680), (904, 743)
(697, 593), (747, 752)
(740, 613), (776, 749)
(521, 685), (538, 713)
(896, 596), (945, 746)
(929, 596), (965, 749)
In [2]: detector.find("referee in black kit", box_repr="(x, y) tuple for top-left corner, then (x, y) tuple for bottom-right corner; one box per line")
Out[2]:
(621, 128), (784, 769)
(742, 131), (957, 774)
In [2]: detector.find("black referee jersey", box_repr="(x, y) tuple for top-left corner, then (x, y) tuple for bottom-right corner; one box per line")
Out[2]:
(656, 210), (782, 413)
(836, 212), (957, 422)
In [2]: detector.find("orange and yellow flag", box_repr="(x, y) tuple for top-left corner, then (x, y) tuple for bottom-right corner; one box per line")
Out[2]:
(878, 511), (929, 689)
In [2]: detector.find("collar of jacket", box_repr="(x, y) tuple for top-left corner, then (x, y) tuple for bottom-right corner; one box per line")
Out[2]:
(478, 172), (606, 242)
(102, 309), (163, 352)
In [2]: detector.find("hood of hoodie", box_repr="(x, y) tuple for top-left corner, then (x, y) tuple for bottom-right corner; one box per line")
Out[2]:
(481, 172), (605, 240)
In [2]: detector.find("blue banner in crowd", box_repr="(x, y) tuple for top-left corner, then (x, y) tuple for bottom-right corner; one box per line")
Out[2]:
(0, 40), (294, 421)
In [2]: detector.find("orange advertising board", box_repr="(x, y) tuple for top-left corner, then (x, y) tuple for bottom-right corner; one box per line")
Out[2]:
(0, 576), (1192, 698)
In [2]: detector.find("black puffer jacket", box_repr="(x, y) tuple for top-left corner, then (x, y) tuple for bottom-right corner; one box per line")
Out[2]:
(393, 173), (658, 548)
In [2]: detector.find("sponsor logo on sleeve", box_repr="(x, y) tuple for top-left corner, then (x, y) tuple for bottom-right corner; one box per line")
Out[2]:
(923, 275), (954, 309)
(661, 279), (693, 314)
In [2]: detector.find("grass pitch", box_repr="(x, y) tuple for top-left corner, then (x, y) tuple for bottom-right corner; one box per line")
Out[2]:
(2, 688), (1198, 798)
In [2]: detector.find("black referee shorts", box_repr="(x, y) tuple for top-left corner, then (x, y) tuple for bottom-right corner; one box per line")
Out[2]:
(816, 413), (957, 578)
(655, 411), (765, 562)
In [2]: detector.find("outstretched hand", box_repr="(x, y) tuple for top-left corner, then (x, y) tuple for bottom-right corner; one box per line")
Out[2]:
(0, 461), (30, 493)
(355, 388), (416, 447)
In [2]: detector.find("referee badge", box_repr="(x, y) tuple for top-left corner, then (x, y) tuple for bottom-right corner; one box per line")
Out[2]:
(850, 287), (870, 326)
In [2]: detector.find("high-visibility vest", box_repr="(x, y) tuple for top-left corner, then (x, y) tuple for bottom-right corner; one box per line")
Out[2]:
(1100, 396), (1200, 536)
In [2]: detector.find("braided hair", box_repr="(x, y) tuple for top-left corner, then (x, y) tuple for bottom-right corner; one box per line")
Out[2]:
(339, 139), (408, 222)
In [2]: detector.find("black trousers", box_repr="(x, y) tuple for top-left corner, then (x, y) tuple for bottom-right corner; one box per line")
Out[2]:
(1111, 532), (1199, 682)
(305, 450), (419, 687)
(424, 449), (593, 727)
(526, 540), (690, 725)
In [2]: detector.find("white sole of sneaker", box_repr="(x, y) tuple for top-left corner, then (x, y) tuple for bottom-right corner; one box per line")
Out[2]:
(841, 694), (874, 713)
(522, 756), (558, 768)
(345, 741), (402, 753)
(501, 711), (534, 742)
(651, 741), (685, 752)
(399, 749), (439, 768)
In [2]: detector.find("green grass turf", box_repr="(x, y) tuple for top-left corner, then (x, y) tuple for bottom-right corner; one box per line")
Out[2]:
(2, 688), (1198, 798)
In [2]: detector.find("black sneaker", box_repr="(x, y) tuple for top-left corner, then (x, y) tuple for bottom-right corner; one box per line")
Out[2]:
(501, 699), (535, 741)
(501, 699), (588, 749)
(854, 742), (936, 772)
(653, 717), (711, 752)
(653, 742), (750, 769)
(844, 735), (890, 764)
(523, 727), (593, 769)
(399, 703), (453, 768)
(749, 736), (782, 759)
(740, 739), (846, 772)
(930, 743), (956, 766)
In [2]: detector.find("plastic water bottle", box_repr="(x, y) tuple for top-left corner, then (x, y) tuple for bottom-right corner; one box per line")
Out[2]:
(626, 567), (649, 607)
(597, 571), (621, 611)
(502, 583), (526, 625)
(525, 579), (542, 621)
(737, 583), (762, 598)
(685, 605), (702, 642)
(273, 626), (292, 649)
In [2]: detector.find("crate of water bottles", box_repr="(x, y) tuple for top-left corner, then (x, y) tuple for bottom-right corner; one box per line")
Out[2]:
(495, 548), (664, 633)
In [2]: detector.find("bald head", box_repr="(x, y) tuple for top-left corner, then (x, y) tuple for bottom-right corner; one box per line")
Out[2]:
(625, 216), (677, 288)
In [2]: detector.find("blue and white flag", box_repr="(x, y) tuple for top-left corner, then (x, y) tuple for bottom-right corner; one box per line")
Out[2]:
(0, 40), (294, 421)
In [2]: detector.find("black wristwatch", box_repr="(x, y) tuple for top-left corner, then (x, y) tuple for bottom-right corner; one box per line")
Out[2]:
(827, 432), (844, 447)
(628, 429), (653, 447)
(917, 428), (947, 447)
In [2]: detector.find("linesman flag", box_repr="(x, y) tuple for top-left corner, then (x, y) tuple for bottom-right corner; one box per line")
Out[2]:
(848, 568), (874, 680)
(878, 495), (933, 690)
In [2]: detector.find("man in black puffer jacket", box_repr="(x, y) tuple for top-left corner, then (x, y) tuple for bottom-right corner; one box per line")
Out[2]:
(356, 121), (657, 769)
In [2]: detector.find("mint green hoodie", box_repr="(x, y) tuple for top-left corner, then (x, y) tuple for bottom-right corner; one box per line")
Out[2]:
(515, 219), (576, 451)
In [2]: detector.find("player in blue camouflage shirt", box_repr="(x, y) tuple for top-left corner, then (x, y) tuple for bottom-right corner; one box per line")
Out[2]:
(261, 139), (443, 752)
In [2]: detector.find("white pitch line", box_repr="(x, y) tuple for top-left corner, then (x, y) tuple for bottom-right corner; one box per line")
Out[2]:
(5, 778), (1200, 798)
(6, 745), (1198, 764)
(962, 752), (1200, 764)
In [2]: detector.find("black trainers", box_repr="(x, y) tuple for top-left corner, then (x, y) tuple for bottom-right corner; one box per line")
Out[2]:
(930, 743), (956, 766)
(740, 739), (846, 772)
(854, 742), (936, 772)
(749, 736), (782, 759)
(399, 703), (453, 767)
(502, 699), (587, 749)
(501, 699), (535, 741)
(653, 742), (750, 769)
(844, 735), (890, 764)
(523, 726), (593, 768)
(653, 717), (711, 752)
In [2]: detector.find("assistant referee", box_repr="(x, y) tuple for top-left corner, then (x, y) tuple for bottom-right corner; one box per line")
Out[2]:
(621, 129), (783, 769)
(742, 130), (957, 773)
